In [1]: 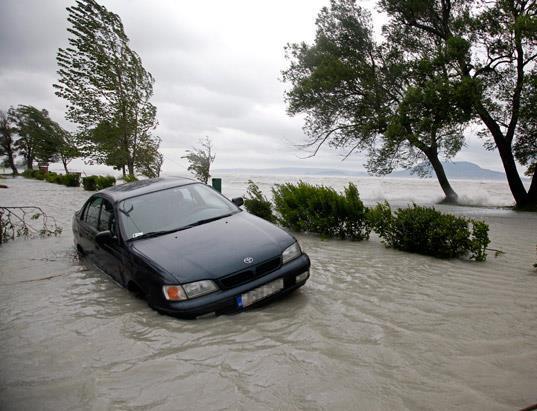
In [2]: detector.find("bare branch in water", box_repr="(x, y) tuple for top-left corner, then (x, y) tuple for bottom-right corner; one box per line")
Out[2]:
(0, 206), (62, 244)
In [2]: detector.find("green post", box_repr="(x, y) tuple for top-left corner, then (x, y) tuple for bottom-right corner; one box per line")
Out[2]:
(212, 177), (222, 193)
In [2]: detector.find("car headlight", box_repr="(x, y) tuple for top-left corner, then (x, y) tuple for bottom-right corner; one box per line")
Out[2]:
(282, 242), (301, 265)
(163, 280), (218, 301)
(183, 280), (218, 299)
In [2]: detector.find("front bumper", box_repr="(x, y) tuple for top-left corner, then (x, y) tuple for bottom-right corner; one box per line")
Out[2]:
(152, 253), (310, 318)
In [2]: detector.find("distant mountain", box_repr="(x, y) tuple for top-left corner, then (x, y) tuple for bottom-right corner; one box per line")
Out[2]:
(390, 161), (506, 180)
(214, 167), (368, 177)
(214, 162), (507, 181)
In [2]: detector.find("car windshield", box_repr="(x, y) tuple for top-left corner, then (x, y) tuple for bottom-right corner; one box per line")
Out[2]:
(119, 183), (239, 240)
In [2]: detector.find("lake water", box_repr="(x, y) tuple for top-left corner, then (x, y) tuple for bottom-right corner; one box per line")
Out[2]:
(1, 175), (536, 410)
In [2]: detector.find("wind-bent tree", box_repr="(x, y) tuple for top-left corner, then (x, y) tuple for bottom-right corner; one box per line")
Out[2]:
(9, 105), (78, 171)
(182, 137), (215, 184)
(380, 0), (537, 208)
(135, 136), (164, 178)
(54, 127), (80, 173)
(0, 110), (19, 175)
(283, 0), (473, 202)
(54, 0), (161, 177)
(9, 105), (62, 169)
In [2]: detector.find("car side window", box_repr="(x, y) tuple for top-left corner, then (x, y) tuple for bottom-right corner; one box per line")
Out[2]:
(98, 199), (115, 234)
(85, 197), (103, 229)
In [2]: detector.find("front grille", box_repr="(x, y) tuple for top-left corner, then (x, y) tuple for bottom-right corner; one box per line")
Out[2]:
(256, 257), (281, 276)
(220, 270), (254, 289)
(219, 256), (282, 290)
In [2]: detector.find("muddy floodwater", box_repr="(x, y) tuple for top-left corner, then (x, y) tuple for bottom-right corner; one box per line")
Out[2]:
(1, 176), (536, 410)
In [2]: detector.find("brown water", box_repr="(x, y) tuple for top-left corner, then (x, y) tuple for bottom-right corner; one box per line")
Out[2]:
(1, 177), (536, 410)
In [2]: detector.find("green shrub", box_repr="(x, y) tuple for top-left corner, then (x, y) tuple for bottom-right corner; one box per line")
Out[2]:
(33, 170), (46, 180)
(45, 172), (59, 183)
(96, 175), (116, 190)
(123, 174), (138, 183)
(272, 181), (370, 240)
(62, 173), (80, 187)
(82, 175), (116, 191)
(82, 176), (98, 191)
(243, 180), (275, 223)
(22, 169), (34, 178)
(369, 202), (490, 261)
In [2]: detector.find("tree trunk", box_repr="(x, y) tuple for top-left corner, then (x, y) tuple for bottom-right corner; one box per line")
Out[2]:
(522, 166), (537, 210)
(495, 137), (531, 208)
(474, 81), (530, 209)
(121, 165), (126, 178)
(426, 153), (459, 204)
(26, 156), (33, 170)
(62, 157), (69, 174)
(4, 146), (18, 175)
(127, 162), (134, 176)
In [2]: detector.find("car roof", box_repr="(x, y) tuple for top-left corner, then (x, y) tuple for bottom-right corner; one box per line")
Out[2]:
(100, 177), (198, 203)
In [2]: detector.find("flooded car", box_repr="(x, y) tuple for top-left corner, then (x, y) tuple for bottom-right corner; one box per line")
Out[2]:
(72, 177), (310, 318)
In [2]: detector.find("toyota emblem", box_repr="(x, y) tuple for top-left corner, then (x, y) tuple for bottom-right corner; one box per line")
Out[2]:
(243, 257), (254, 264)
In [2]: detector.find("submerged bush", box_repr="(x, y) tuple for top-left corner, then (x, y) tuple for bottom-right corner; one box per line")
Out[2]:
(22, 169), (46, 180)
(96, 175), (116, 190)
(123, 174), (138, 183)
(82, 175), (116, 191)
(82, 176), (97, 191)
(369, 202), (490, 261)
(24, 169), (80, 187)
(62, 173), (80, 187)
(243, 180), (275, 223)
(22, 169), (34, 178)
(272, 181), (370, 240)
(45, 172), (59, 183)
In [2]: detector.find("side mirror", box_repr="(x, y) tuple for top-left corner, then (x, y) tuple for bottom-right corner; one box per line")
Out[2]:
(95, 230), (114, 244)
(232, 197), (244, 207)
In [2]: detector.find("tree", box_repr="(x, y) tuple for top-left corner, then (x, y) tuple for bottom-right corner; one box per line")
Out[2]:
(182, 137), (215, 184)
(282, 0), (472, 203)
(55, 128), (80, 173)
(8, 105), (78, 172)
(9, 105), (61, 169)
(54, 0), (161, 177)
(0, 110), (19, 175)
(379, 0), (537, 209)
(135, 136), (164, 178)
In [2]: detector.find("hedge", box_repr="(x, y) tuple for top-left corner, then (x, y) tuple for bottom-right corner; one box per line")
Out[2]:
(272, 181), (370, 240)
(243, 180), (275, 223)
(22, 169), (79, 187)
(82, 175), (116, 191)
(368, 202), (490, 261)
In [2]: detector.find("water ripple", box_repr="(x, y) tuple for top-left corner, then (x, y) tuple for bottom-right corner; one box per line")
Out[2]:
(1, 177), (536, 410)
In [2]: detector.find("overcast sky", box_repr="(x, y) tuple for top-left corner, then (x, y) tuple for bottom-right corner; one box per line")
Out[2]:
(0, 0), (506, 174)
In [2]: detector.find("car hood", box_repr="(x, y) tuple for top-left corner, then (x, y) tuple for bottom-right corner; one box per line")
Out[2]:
(130, 212), (294, 283)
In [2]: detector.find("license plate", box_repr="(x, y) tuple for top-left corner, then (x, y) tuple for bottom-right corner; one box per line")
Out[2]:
(236, 278), (284, 308)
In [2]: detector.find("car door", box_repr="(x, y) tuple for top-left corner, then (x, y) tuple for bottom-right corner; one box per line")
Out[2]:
(78, 196), (103, 260)
(94, 198), (126, 285)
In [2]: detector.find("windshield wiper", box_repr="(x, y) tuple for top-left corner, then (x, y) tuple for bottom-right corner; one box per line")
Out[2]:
(190, 213), (235, 226)
(128, 228), (181, 241)
(128, 213), (236, 241)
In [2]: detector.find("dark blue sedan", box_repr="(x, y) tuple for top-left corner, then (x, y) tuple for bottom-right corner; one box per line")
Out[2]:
(72, 177), (310, 318)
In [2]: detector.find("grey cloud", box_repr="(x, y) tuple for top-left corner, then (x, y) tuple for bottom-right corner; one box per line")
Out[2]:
(0, 0), (504, 172)
(148, 49), (282, 104)
(0, 0), (67, 72)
